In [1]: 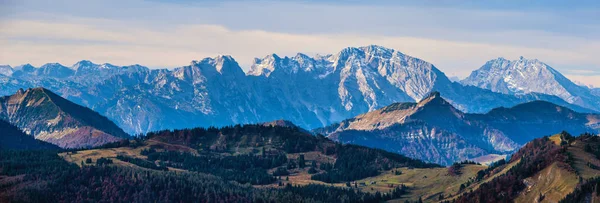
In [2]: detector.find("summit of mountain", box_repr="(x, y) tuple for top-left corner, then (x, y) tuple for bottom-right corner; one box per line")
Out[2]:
(462, 57), (600, 112)
(0, 88), (130, 148)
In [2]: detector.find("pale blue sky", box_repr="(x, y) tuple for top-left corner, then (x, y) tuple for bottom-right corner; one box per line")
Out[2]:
(1, 0), (599, 86)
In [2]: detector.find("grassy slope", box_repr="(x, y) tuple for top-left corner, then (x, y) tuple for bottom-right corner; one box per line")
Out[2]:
(568, 137), (600, 179)
(439, 159), (522, 202)
(365, 165), (487, 202)
(446, 133), (600, 203)
(514, 134), (600, 203)
(60, 147), (147, 167)
(512, 134), (600, 203)
(515, 162), (578, 203)
(549, 134), (564, 146)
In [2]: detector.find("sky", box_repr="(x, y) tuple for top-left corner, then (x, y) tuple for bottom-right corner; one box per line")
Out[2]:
(1, 0), (599, 86)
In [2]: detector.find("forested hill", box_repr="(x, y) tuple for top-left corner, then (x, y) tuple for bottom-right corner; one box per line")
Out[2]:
(0, 123), (439, 202)
(0, 150), (412, 203)
(5, 122), (600, 202)
(143, 124), (440, 183)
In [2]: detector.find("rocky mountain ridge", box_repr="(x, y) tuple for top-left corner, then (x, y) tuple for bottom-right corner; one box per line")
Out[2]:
(0, 45), (596, 135)
(314, 92), (600, 165)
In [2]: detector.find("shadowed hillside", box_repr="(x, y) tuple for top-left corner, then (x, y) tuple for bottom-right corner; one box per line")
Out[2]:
(0, 119), (59, 150)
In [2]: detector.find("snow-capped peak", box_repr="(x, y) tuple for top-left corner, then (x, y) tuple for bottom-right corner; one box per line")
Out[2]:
(0, 65), (13, 76)
(41, 62), (63, 67)
(461, 57), (599, 108)
(360, 45), (394, 57)
(40, 63), (70, 70)
(248, 52), (337, 77)
(292, 53), (311, 61)
(314, 54), (334, 62)
(99, 63), (119, 69)
(213, 55), (243, 75)
(248, 54), (282, 77)
(191, 55), (244, 76)
(73, 60), (99, 70)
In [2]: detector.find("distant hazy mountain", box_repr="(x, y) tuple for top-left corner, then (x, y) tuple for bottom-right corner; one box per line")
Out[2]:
(0, 88), (130, 148)
(314, 92), (600, 165)
(0, 119), (59, 150)
(448, 76), (462, 82)
(462, 57), (600, 112)
(469, 100), (600, 144)
(0, 46), (595, 135)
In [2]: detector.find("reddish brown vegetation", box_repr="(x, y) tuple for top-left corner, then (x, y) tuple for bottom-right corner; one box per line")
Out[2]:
(452, 136), (574, 203)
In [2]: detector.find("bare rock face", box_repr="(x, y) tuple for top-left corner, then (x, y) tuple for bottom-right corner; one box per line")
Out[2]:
(0, 88), (129, 148)
(315, 92), (600, 165)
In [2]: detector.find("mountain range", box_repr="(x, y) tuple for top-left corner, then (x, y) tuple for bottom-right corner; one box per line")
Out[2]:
(0, 45), (598, 135)
(0, 83), (598, 201)
(3, 86), (597, 166)
(0, 88), (129, 148)
(315, 92), (600, 165)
